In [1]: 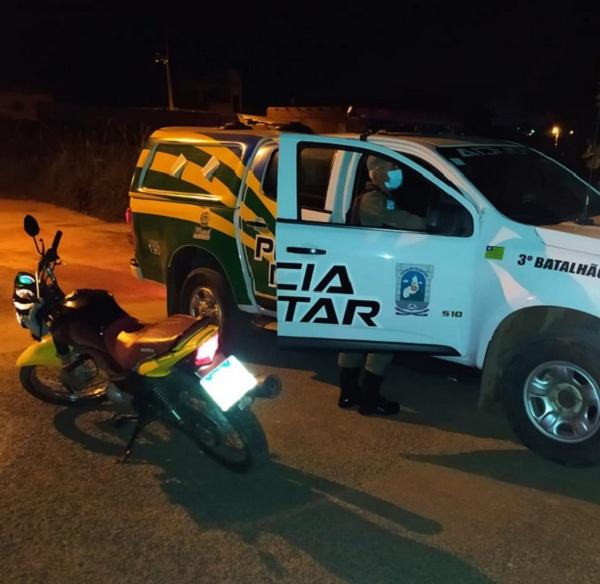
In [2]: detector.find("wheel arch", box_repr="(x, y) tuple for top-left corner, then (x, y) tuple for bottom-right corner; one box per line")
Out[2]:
(167, 245), (235, 315)
(479, 306), (600, 410)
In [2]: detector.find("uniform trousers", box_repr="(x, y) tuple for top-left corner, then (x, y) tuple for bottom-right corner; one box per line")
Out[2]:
(337, 352), (393, 376)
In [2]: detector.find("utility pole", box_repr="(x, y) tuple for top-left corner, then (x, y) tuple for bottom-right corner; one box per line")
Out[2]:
(154, 31), (174, 111)
(164, 36), (174, 111)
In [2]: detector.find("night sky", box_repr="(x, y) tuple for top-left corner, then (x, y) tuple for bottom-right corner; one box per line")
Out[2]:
(3, 2), (599, 125)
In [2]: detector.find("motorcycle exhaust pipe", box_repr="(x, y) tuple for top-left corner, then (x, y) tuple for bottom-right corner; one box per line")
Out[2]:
(252, 374), (282, 399)
(106, 382), (133, 406)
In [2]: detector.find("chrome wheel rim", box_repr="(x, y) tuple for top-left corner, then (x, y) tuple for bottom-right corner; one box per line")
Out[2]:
(524, 361), (600, 444)
(189, 286), (222, 326)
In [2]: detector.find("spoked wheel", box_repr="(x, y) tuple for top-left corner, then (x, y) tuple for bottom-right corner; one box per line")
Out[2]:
(19, 357), (108, 406)
(504, 337), (600, 466)
(177, 388), (269, 472)
(523, 361), (600, 443)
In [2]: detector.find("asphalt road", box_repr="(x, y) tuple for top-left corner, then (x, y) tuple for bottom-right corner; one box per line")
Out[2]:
(1, 199), (600, 584)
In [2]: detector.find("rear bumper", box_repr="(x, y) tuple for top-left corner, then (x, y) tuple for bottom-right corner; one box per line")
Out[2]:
(129, 257), (144, 280)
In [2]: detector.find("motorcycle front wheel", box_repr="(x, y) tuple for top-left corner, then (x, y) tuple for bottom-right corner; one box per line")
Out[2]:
(19, 361), (108, 406)
(177, 389), (269, 472)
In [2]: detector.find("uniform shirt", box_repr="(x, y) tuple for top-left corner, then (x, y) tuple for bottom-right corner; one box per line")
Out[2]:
(358, 186), (427, 230)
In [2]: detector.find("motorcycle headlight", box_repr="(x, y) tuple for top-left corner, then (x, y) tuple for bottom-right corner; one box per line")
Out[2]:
(13, 272), (38, 329)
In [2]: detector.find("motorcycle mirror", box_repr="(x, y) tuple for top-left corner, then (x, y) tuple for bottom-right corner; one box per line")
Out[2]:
(24, 215), (40, 237)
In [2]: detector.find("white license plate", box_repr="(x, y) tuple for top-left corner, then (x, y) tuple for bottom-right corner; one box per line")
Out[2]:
(199, 356), (257, 411)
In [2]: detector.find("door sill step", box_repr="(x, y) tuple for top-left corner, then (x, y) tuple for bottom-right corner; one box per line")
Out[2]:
(251, 316), (278, 332)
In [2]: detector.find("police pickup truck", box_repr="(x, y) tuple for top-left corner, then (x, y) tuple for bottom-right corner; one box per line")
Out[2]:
(129, 126), (600, 466)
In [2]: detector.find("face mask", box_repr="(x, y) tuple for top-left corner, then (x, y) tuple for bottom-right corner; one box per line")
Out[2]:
(384, 169), (403, 190)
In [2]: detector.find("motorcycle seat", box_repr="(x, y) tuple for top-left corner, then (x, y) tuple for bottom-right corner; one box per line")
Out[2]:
(104, 314), (208, 370)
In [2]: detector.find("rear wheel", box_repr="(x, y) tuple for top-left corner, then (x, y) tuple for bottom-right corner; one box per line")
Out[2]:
(19, 358), (108, 406)
(179, 268), (244, 353)
(176, 387), (269, 472)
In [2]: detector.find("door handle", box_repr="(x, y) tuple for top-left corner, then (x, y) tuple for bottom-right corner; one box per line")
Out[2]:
(286, 246), (327, 255)
(246, 218), (268, 231)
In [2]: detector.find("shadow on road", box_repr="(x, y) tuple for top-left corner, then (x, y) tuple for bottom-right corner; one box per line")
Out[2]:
(406, 449), (600, 506)
(236, 327), (514, 443)
(52, 405), (494, 583)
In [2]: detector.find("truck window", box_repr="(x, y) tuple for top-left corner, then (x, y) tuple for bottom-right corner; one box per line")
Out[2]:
(439, 145), (600, 226)
(348, 152), (472, 235)
(141, 142), (242, 200)
(297, 144), (472, 236)
(298, 147), (336, 220)
(262, 150), (278, 201)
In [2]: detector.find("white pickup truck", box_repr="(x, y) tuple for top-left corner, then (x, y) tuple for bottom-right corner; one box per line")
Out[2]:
(129, 126), (600, 465)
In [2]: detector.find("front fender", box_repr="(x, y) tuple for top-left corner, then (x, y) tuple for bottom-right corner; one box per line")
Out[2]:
(16, 336), (62, 368)
(478, 306), (600, 410)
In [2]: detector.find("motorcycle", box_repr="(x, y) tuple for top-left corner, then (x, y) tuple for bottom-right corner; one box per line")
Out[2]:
(12, 214), (280, 472)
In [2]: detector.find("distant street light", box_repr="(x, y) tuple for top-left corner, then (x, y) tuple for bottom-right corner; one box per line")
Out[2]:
(551, 125), (561, 147)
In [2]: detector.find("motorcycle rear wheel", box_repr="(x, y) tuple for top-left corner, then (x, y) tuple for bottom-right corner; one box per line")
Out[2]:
(177, 391), (269, 472)
(19, 362), (108, 406)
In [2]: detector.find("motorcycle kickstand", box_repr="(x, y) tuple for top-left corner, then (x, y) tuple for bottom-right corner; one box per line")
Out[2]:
(116, 412), (159, 464)
(109, 413), (138, 429)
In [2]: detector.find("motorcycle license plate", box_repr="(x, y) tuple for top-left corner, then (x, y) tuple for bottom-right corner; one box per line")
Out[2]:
(199, 356), (257, 411)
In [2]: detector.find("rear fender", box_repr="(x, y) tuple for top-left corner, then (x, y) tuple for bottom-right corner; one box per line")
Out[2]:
(137, 324), (218, 378)
(16, 336), (62, 368)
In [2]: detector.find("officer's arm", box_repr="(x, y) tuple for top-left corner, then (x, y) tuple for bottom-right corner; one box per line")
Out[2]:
(358, 192), (387, 227)
(385, 209), (427, 231)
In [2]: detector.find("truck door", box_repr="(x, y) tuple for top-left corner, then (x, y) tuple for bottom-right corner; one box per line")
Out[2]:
(275, 134), (479, 357)
(239, 144), (278, 311)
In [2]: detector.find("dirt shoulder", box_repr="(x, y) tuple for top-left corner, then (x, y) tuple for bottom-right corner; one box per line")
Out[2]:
(0, 198), (165, 354)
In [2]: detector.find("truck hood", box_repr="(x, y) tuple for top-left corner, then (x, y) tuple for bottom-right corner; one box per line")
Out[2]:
(536, 220), (600, 256)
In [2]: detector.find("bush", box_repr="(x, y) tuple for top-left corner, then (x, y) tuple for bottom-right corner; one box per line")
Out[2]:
(0, 121), (151, 223)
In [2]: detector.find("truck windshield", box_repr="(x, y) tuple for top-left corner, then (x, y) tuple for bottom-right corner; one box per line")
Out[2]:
(438, 145), (600, 226)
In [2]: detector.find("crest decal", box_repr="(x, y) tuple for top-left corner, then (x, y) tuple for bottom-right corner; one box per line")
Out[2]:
(395, 264), (434, 316)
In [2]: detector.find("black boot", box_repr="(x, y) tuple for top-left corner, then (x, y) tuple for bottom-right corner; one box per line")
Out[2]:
(338, 367), (361, 409)
(358, 370), (400, 416)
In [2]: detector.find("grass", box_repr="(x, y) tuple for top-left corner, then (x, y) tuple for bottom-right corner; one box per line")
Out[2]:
(0, 121), (151, 223)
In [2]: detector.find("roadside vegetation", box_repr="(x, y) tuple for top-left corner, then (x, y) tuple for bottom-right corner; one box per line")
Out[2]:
(0, 120), (150, 222)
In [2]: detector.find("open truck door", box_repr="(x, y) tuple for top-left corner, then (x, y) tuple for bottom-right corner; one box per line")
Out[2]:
(275, 133), (478, 357)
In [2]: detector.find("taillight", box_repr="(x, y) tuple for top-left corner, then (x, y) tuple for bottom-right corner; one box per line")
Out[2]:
(125, 208), (132, 224)
(195, 334), (219, 366)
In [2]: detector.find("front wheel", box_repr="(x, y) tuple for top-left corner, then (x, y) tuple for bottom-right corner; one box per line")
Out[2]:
(177, 388), (269, 472)
(19, 359), (108, 406)
(503, 338), (600, 466)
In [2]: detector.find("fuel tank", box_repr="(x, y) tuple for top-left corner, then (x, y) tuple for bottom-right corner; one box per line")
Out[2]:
(52, 289), (130, 351)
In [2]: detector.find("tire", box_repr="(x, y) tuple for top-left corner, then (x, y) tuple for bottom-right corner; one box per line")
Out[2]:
(19, 361), (108, 406)
(177, 390), (270, 472)
(503, 337), (600, 466)
(179, 268), (244, 354)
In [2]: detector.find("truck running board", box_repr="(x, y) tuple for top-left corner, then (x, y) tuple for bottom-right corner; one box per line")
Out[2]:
(278, 337), (460, 355)
(251, 315), (278, 332)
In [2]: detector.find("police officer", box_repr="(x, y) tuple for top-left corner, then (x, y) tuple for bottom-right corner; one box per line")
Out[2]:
(338, 155), (426, 416)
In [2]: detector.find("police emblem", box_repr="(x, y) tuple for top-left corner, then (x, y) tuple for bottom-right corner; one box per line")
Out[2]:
(193, 211), (212, 240)
(395, 264), (434, 316)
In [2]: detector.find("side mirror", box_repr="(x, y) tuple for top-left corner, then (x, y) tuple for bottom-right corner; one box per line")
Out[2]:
(24, 215), (40, 237)
(426, 205), (442, 234)
(426, 204), (473, 237)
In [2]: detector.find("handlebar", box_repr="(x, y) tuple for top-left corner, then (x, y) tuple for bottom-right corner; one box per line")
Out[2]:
(46, 230), (63, 262)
